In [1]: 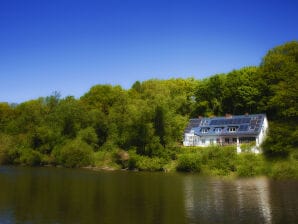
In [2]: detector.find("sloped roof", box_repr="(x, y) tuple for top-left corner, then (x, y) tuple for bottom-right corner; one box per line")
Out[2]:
(185, 114), (266, 137)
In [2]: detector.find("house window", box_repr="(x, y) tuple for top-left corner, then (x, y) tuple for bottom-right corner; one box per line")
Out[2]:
(201, 128), (209, 133)
(194, 136), (199, 143)
(228, 127), (237, 132)
(201, 139), (205, 144)
(214, 127), (222, 133)
(210, 139), (214, 144)
(225, 138), (230, 143)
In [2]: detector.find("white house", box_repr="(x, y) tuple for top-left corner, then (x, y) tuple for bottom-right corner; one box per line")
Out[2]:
(183, 114), (268, 153)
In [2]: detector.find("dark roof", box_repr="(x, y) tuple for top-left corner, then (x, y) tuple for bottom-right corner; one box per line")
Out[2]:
(185, 114), (266, 137)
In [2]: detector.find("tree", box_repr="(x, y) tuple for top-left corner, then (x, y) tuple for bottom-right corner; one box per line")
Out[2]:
(257, 41), (298, 119)
(154, 106), (166, 148)
(222, 67), (259, 114)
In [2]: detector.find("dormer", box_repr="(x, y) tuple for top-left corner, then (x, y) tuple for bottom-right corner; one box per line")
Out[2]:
(214, 127), (223, 133)
(227, 126), (238, 133)
(200, 127), (210, 133)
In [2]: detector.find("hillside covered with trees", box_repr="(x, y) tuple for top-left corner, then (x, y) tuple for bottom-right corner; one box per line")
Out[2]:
(0, 41), (297, 178)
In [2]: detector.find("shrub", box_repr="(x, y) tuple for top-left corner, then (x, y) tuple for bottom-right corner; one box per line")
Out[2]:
(0, 134), (23, 165)
(19, 148), (42, 166)
(56, 139), (94, 168)
(93, 150), (121, 169)
(0, 134), (13, 164)
(240, 142), (256, 153)
(262, 122), (297, 158)
(176, 153), (202, 172)
(136, 156), (165, 171)
(236, 153), (265, 177)
(201, 146), (237, 175)
(77, 127), (99, 150)
(128, 151), (166, 171)
(269, 160), (298, 179)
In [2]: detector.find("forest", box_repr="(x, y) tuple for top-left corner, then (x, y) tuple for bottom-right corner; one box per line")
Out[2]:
(0, 41), (297, 178)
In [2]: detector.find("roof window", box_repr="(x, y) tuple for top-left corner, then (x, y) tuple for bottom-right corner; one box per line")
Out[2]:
(201, 128), (209, 133)
(214, 127), (223, 133)
(228, 127), (238, 132)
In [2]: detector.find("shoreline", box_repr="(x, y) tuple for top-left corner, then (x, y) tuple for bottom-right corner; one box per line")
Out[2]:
(2, 163), (298, 180)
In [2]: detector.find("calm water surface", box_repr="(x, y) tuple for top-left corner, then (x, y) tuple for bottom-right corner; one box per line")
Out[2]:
(0, 166), (297, 224)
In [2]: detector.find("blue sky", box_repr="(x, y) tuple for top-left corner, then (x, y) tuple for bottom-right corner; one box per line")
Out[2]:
(0, 0), (297, 103)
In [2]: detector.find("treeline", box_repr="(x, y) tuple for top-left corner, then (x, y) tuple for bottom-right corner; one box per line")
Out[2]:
(0, 41), (297, 176)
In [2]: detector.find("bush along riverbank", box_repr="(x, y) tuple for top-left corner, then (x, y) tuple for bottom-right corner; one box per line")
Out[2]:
(1, 139), (298, 179)
(127, 146), (298, 179)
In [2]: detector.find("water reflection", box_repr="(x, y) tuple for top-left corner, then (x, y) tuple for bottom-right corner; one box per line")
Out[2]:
(0, 167), (298, 224)
(183, 176), (298, 224)
(0, 167), (187, 224)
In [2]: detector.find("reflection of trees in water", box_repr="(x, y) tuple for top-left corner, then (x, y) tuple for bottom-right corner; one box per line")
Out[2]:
(0, 167), (188, 224)
(183, 177), (286, 224)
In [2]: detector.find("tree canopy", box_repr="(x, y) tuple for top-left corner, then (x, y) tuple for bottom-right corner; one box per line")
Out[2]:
(0, 41), (297, 167)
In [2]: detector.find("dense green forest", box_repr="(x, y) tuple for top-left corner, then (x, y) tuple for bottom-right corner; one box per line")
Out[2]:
(0, 41), (297, 178)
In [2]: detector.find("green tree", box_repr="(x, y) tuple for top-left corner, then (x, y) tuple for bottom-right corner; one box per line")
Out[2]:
(54, 139), (94, 168)
(257, 41), (298, 119)
(154, 106), (166, 147)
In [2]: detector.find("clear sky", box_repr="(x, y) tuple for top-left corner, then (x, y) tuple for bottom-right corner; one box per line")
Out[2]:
(0, 0), (297, 103)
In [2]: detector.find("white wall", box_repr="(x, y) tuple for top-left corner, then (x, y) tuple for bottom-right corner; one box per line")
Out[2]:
(256, 116), (269, 146)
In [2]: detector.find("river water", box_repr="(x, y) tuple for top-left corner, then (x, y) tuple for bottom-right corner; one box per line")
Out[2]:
(0, 166), (297, 224)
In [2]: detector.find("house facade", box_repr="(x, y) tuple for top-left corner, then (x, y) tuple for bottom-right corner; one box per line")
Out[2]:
(183, 114), (268, 153)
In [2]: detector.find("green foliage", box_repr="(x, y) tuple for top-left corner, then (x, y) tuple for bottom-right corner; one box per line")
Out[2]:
(201, 146), (237, 175)
(128, 151), (166, 171)
(176, 153), (202, 172)
(0, 134), (15, 164)
(240, 142), (256, 153)
(19, 148), (42, 166)
(262, 122), (297, 158)
(236, 153), (265, 177)
(93, 150), (121, 169)
(77, 127), (99, 150)
(154, 106), (166, 147)
(258, 41), (298, 119)
(54, 139), (94, 168)
(268, 160), (298, 179)
(176, 146), (237, 175)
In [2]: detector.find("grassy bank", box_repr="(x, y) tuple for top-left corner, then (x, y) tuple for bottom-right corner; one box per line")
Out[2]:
(3, 143), (297, 179)
(1, 134), (297, 179)
(123, 146), (298, 179)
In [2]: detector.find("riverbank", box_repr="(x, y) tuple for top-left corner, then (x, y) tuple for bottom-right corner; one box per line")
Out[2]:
(1, 141), (298, 179)
(50, 146), (298, 179)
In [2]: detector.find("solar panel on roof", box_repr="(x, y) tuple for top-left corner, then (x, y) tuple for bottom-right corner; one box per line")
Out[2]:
(251, 120), (257, 125)
(206, 116), (253, 126)
(210, 120), (215, 125)
(244, 118), (251, 123)
(249, 125), (255, 131)
(239, 125), (248, 131)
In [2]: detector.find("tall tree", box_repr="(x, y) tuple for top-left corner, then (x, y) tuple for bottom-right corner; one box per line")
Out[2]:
(154, 106), (166, 148)
(257, 41), (298, 120)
